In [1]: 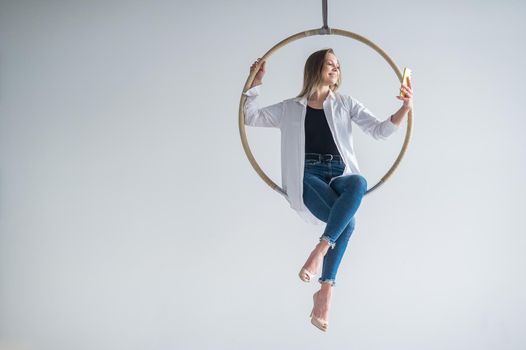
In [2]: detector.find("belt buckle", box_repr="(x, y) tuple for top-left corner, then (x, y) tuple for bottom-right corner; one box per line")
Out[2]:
(323, 154), (334, 161)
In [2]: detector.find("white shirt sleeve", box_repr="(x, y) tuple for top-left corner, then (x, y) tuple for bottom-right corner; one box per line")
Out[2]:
(347, 95), (399, 140)
(243, 85), (283, 128)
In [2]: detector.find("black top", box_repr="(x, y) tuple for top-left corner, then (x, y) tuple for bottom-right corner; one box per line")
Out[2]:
(304, 105), (341, 156)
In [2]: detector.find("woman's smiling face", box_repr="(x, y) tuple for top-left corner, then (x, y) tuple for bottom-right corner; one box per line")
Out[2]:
(321, 52), (340, 86)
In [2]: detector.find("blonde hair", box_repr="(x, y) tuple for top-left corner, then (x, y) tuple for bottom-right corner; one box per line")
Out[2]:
(296, 48), (341, 99)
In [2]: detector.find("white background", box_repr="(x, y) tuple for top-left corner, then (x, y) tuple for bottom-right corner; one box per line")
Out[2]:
(1, 0), (525, 349)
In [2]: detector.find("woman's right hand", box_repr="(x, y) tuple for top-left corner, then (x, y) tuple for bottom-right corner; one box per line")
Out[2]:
(250, 58), (266, 87)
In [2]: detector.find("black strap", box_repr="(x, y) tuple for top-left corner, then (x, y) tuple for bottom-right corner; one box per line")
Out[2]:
(322, 0), (328, 30)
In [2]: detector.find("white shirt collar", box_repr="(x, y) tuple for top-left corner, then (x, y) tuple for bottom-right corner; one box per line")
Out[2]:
(293, 89), (337, 106)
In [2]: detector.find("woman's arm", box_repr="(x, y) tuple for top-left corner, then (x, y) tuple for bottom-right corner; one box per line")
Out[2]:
(243, 84), (283, 128)
(250, 78), (262, 88)
(348, 97), (399, 140)
(390, 76), (414, 126)
(250, 58), (265, 88)
(243, 59), (283, 128)
(390, 105), (411, 126)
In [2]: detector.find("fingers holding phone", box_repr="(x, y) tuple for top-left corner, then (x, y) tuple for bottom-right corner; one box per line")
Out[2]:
(396, 67), (413, 109)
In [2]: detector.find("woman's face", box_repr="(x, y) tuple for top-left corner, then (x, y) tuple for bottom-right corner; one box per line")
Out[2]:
(321, 53), (340, 86)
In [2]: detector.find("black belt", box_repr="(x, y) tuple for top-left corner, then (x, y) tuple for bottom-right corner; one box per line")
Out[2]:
(305, 152), (344, 162)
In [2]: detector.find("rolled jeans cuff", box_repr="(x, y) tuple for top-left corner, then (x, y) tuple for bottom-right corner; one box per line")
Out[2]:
(318, 278), (336, 286)
(319, 235), (336, 249)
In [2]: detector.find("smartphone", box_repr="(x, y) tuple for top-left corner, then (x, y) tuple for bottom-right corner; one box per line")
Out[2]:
(399, 68), (412, 98)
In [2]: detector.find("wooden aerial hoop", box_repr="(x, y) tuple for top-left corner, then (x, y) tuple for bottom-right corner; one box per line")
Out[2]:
(238, 0), (413, 196)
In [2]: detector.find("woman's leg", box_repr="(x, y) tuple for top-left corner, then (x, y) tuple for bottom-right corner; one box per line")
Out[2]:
(303, 171), (363, 328)
(319, 174), (367, 249)
(300, 172), (338, 280)
(319, 216), (355, 285)
(303, 173), (365, 284)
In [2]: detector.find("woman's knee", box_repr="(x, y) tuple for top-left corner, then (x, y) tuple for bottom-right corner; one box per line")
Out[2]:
(345, 175), (368, 193)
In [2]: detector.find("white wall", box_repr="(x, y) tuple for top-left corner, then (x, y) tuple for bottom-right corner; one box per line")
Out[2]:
(0, 0), (525, 349)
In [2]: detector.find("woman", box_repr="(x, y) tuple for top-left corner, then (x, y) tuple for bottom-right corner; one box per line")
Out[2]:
(243, 48), (413, 331)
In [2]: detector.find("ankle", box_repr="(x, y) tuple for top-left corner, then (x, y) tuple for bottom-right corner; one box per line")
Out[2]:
(320, 283), (333, 295)
(315, 241), (330, 255)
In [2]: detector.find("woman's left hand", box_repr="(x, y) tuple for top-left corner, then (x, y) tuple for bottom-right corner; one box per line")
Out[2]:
(396, 76), (413, 110)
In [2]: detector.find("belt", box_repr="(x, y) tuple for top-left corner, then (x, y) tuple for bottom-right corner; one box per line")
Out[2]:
(305, 152), (344, 162)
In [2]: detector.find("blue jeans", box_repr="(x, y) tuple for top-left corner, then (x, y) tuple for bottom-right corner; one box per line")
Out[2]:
(302, 156), (368, 286)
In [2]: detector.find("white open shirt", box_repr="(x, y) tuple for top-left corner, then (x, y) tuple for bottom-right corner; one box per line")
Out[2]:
(243, 85), (400, 225)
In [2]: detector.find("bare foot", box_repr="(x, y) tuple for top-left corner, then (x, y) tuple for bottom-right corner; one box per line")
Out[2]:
(300, 241), (330, 281)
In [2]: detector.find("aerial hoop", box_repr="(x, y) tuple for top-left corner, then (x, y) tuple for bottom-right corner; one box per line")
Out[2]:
(238, 3), (413, 196)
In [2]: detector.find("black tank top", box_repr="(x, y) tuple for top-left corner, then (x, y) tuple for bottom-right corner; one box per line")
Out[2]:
(304, 105), (341, 156)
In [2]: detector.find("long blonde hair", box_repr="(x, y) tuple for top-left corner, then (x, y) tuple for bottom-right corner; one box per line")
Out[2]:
(296, 48), (341, 99)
